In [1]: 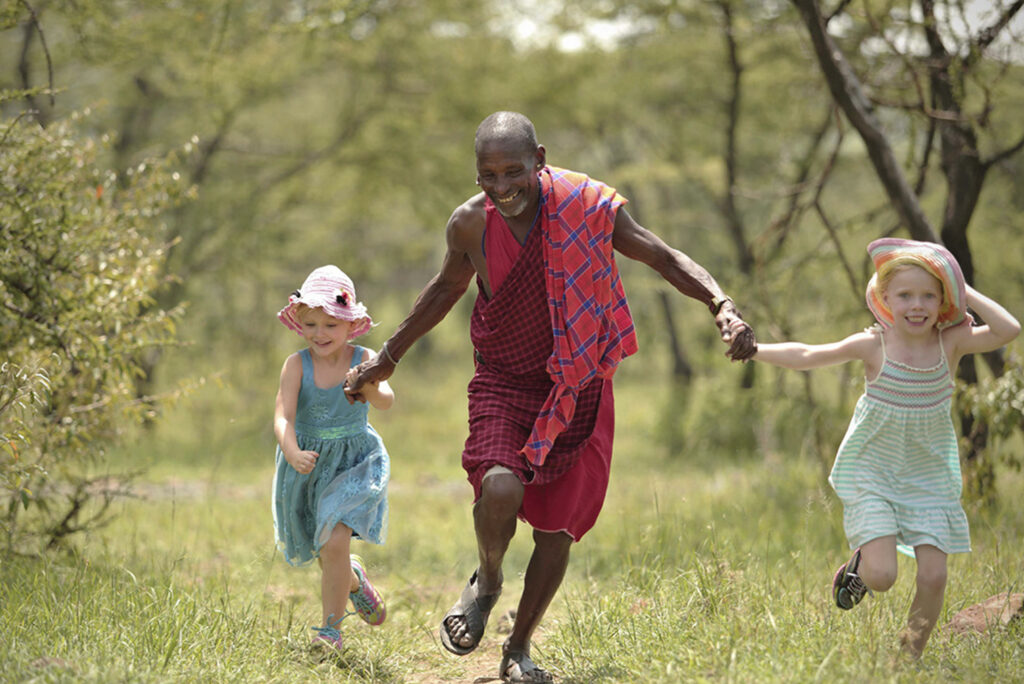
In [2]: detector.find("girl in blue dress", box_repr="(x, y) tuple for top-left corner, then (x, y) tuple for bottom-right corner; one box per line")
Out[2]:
(273, 265), (392, 655)
(751, 239), (1019, 660)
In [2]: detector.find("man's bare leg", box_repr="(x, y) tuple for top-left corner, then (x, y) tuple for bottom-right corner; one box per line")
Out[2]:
(508, 529), (571, 650)
(445, 471), (523, 649)
(498, 529), (571, 682)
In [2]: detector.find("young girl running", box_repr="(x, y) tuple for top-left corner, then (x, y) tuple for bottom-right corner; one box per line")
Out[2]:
(752, 238), (1019, 659)
(273, 265), (392, 655)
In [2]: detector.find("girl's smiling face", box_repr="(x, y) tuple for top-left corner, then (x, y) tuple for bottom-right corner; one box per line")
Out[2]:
(297, 306), (352, 356)
(883, 265), (943, 333)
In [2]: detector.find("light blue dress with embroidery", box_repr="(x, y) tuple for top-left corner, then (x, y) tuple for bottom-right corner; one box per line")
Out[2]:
(272, 346), (389, 566)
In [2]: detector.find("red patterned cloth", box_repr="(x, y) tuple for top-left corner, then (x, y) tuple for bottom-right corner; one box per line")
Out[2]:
(461, 169), (632, 539)
(465, 197), (605, 487)
(523, 167), (637, 466)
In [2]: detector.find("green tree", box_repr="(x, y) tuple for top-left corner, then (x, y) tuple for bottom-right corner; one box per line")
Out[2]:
(791, 0), (1024, 497)
(0, 100), (189, 552)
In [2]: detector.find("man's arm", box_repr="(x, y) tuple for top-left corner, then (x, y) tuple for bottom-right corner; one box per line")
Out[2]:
(346, 202), (480, 399)
(611, 208), (757, 360)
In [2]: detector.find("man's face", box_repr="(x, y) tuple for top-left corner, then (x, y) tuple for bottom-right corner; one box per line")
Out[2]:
(475, 138), (543, 219)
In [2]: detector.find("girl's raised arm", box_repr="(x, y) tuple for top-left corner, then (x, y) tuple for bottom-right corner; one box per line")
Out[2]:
(948, 285), (1021, 361)
(754, 329), (878, 372)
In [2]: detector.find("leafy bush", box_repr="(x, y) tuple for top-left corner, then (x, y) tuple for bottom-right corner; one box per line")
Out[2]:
(956, 354), (1024, 505)
(0, 103), (191, 552)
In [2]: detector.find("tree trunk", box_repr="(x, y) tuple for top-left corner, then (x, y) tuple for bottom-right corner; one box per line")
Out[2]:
(790, 0), (939, 242)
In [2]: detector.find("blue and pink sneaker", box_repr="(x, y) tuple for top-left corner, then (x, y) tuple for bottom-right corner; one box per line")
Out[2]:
(310, 614), (344, 655)
(350, 554), (387, 626)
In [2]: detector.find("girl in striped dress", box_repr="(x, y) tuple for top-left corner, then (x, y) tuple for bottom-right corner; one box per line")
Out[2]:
(752, 239), (1019, 659)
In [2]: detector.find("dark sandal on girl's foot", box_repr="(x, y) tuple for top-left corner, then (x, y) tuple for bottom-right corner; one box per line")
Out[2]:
(439, 569), (502, 655)
(499, 648), (553, 683)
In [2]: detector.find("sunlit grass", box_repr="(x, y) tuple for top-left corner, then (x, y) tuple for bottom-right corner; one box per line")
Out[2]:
(3, 366), (1023, 682)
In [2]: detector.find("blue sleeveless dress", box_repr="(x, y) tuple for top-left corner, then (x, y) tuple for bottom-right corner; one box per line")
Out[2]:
(828, 331), (970, 554)
(272, 346), (389, 566)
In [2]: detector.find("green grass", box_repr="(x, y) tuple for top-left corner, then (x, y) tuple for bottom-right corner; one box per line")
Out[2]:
(3, 364), (1023, 682)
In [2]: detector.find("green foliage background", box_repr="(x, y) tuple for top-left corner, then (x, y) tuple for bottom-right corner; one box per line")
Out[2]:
(2, 0), (1024, 680)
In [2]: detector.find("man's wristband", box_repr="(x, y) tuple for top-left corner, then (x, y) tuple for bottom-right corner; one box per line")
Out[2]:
(710, 295), (732, 316)
(381, 341), (399, 365)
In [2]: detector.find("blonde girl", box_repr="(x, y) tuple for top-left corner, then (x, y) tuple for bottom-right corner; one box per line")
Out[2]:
(753, 238), (1019, 659)
(273, 265), (392, 654)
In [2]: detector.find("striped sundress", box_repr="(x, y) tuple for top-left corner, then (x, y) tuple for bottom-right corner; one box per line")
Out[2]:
(828, 330), (970, 554)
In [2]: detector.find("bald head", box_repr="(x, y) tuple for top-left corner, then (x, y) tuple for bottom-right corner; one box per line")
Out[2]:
(475, 111), (538, 156)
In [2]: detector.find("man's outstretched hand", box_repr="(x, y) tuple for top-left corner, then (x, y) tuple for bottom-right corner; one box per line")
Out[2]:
(715, 301), (757, 362)
(344, 350), (395, 404)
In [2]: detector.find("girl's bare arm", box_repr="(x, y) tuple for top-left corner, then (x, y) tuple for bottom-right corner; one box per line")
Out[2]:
(753, 330), (878, 371)
(948, 285), (1021, 360)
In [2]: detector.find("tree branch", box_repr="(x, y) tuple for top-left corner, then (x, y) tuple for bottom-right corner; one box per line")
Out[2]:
(790, 0), (939, 242)
(17, 0), (55, 120)
(969, 0), (1024, 65)
(984, 131), (1024, 168)
(714, 0), (754, 274)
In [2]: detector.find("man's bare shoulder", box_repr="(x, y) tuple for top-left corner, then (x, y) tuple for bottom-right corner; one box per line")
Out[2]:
(447, 192), (487, 245)
(450, 192), (486, 226)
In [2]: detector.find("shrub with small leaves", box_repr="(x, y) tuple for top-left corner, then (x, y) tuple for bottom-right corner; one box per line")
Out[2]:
(956, 354), (1024, 503)
(1, 101), (192, 552)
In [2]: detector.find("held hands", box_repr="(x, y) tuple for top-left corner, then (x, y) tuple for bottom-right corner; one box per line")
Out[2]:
(344, 350), (394, 404)
(285, 448), (319, 475)
(715, 301), (757, 361)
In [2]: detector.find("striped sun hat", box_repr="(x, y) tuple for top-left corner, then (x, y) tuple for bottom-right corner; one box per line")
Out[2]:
(865, 238), (969, 330)
(277, 265), (373, 339)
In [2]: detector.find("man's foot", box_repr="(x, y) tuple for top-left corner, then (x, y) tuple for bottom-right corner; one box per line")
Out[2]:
(349, 554), (387, 625)
(833, 548), (872, 610)
(500, 642), (553, 683)
(439, 570), (502, 655)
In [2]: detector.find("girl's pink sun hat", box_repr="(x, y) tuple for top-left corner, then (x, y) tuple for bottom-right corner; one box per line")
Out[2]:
(278, 265), (373, 339)
(865, 238), (970, 330)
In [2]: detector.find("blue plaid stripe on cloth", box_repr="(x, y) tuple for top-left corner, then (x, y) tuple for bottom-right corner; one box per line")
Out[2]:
(521, 167), (637, 467)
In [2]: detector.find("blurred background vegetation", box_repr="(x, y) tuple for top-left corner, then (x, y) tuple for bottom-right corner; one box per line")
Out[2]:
(2, 0), (1023, 553)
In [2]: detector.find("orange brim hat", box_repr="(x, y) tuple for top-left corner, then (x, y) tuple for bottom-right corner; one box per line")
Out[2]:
(278, 265), (373, 339)
(865, 238), (970, 329)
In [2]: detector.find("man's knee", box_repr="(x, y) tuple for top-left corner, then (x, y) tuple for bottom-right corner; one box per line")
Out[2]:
(479, 470), (525, 512)
(532, 528), (573, 552)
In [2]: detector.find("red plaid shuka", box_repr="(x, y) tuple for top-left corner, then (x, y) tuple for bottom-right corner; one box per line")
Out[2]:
(524, 166), (637, 466)
(463, 167), (635, 488)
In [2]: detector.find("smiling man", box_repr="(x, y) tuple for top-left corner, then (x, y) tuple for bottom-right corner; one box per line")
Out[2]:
(346, 111), (756, 682)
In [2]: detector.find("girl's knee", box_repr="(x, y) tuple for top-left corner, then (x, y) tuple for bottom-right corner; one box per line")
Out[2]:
(320, 523), (353, 555)
(865, 565), (898, 592)
(914, 546), (948, 595)
(861, 556), (898, 591)
(916, 562), (947, 595)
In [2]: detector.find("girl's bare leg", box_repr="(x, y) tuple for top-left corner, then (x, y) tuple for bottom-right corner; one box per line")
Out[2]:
(857, 535), (898, 593)
(901, 544), (947, 660)
(319, 523), (359, 625)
